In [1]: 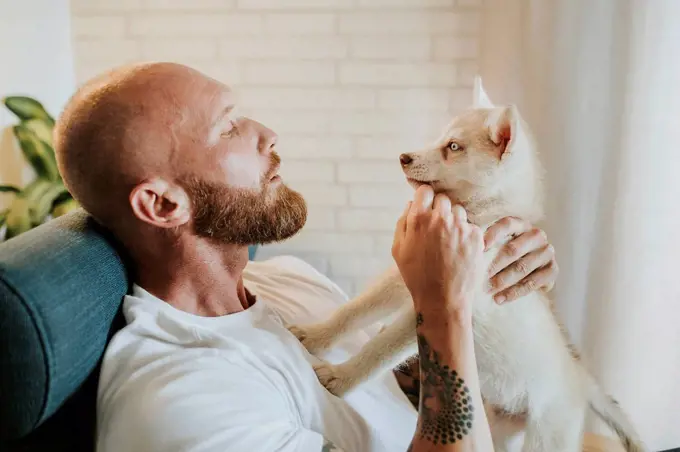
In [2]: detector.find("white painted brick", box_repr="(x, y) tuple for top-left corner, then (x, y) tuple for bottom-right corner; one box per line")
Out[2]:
(339, 62), (457, 87)
(143, 0), (236, 10)
(238, 0), (353, 9)
(251, 111), (330, 134)
(242, 61), (335, 85)
(288, 182), (348, 206)
(75, 40), (141, 62)
(338, 208), (401, 232)
(329, 112), (406, 135)
(330, 111), (451, 136)
(72, 16), (126, 38)
(128, 14), (262, 36)
(277, 136), (353, 160)
(433, 37), (479, 60)
(186, 61), (242, 84)
(377, 88), (450, 111)
(262, 13), (336, 34)
(71, 0), (142, 13)
(305, 207), (336, 230)
(330, 255), (391, 278)
(450, 87), (473, 112)
(457, 60), (479, 87)
(337, 162), (404, 183)
(280, 160), (335, 182)
(281, 231), (375, 254)
(349, 37), (430, 60)
(355, 136), (431, 159)
(357, 0), (454, 7)
(238, 87), (374, 110)
(348, 184), (412, 207)
(374, 233), (397, 256)
(457, 0), (482, 6)
(339, 12), (480, 35)
(76, 63), (117, 84)
(140, 38), (218, 59)
(219, 37), (347, 59)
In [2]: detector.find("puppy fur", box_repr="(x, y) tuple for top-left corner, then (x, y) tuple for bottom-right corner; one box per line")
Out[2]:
(288, 78), (645, 452)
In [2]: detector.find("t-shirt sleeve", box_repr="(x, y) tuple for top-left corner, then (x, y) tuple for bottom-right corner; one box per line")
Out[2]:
(97, 355), (332, 452)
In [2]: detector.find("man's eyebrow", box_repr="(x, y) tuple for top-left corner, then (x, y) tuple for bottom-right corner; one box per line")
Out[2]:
(207, 105), (235, 145)
(211, 105), (235, 129)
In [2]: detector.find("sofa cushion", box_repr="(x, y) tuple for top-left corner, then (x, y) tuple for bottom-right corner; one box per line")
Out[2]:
(0, 210), (129, 441)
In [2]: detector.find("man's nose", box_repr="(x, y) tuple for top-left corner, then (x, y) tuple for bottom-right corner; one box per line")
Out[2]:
(399, 153), (413, 167)
(257, 122), (278, 153)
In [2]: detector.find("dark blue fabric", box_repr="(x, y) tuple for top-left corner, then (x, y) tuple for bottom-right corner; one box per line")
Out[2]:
(0, 210), (129, 442)
(0, 208), (260, 450)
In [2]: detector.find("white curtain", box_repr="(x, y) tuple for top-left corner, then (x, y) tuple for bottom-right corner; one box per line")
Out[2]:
(477, 0), (680, 450)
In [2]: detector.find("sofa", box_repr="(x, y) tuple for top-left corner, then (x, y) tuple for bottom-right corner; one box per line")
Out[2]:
(0, 210), (258, 451)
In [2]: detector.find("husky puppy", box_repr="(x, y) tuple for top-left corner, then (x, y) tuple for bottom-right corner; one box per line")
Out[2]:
(288, 78), (645, 452)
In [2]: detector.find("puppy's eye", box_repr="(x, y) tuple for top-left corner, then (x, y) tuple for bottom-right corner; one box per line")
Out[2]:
(448, 142), (463, 152)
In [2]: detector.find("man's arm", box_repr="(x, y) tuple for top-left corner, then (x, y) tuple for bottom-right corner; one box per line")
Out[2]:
(407, 310), (494, 452)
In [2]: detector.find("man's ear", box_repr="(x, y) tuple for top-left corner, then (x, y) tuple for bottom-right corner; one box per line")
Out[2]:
(485, 105), (523, 159)
(129, 178), (191, 228)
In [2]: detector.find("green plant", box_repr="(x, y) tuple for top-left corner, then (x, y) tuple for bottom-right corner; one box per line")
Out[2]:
(0, 96), (79, 240)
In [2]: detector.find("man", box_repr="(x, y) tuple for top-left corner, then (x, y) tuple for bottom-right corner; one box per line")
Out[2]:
(53, 62), (558, 451)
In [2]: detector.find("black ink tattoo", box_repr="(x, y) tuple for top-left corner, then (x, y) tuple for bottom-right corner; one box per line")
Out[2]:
(322, 439), (341, 451)
(416, 313), (475, 445)
(416, 312), (424, 326)
(394, 356), (421, 409)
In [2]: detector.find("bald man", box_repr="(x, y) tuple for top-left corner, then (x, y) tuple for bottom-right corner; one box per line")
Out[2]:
(53, 62), (558, 452)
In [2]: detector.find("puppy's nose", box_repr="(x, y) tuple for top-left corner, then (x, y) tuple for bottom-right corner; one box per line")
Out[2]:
(399, 153), (413, 167)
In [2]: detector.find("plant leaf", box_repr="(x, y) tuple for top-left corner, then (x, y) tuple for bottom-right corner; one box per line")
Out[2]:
(28, 182), (68, 225)
(22, 118), (54, 147)
(0, 185), (21, 194)
(5, 197), (32, 239)
(52, 197), (79, 218)
(13, 125), (60, 182)
(0, 209), (7, 226)
(3, 96), (55, 123)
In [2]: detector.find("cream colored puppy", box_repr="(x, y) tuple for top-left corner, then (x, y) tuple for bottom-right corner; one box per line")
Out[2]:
(288, 79), (645, 452)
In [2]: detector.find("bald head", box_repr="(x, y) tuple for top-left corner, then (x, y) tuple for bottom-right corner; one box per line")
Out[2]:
(54, 62), (306, 249)
(54, 62), (227, 226)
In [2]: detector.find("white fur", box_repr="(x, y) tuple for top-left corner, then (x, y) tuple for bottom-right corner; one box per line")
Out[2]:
(289, 78), (645, 452)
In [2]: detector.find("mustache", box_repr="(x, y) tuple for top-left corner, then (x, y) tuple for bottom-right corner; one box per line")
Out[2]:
(264, 152), (281, 181)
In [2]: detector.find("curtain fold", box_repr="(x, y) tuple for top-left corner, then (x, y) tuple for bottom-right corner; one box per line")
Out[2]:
(478, 0), (680, 449)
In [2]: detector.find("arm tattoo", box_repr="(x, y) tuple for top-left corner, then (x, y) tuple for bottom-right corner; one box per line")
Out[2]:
(322, 439), (342, 451)
(394, 356), (421, 409)
(416, 312), (475, 445)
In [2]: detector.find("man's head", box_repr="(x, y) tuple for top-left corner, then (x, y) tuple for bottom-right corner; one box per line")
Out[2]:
(54, 62), (307, 247)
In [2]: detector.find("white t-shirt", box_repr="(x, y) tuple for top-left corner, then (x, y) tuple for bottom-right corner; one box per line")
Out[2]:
(96, 256), (418, 452)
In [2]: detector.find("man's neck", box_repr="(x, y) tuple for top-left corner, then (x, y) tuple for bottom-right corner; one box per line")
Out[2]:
(132, 237), (252, 317)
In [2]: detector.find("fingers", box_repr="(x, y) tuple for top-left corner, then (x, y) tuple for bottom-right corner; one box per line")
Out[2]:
(488, 226), (547, 277)
(407, 185), (435, 229)
(493, 260), (558, 303)
(483, 216), (533, 251)
(451, 204), (468, 227)
(433, 194), (453, 228)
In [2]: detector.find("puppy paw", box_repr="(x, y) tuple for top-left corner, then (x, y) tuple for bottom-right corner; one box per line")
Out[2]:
(313, 361), (357, 397)
(287, 324), (336, 355)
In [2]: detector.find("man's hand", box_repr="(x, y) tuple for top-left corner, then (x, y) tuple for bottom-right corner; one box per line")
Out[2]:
(484, 216), (558, 304)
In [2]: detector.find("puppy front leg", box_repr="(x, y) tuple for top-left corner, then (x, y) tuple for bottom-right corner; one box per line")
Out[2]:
(314, 306), (418, 396)
(289, 266), (411, 354)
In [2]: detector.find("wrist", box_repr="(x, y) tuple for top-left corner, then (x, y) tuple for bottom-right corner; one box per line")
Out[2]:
(412, 296), (473, 326)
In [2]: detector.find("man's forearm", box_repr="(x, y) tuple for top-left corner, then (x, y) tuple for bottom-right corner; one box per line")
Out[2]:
(407, 308), (494, 452)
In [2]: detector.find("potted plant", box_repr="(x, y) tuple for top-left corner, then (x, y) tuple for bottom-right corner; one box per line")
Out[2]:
(0, 96), (79, 241)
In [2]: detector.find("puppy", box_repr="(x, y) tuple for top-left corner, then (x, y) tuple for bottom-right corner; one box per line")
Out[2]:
(288, 78), (645, 452)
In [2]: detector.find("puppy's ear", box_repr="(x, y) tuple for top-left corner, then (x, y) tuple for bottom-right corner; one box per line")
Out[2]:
(473, 76), (495, 108)
(485, 105), (523, 159)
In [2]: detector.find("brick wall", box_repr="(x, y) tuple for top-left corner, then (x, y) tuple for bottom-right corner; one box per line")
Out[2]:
(70, 0), (481, 296)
